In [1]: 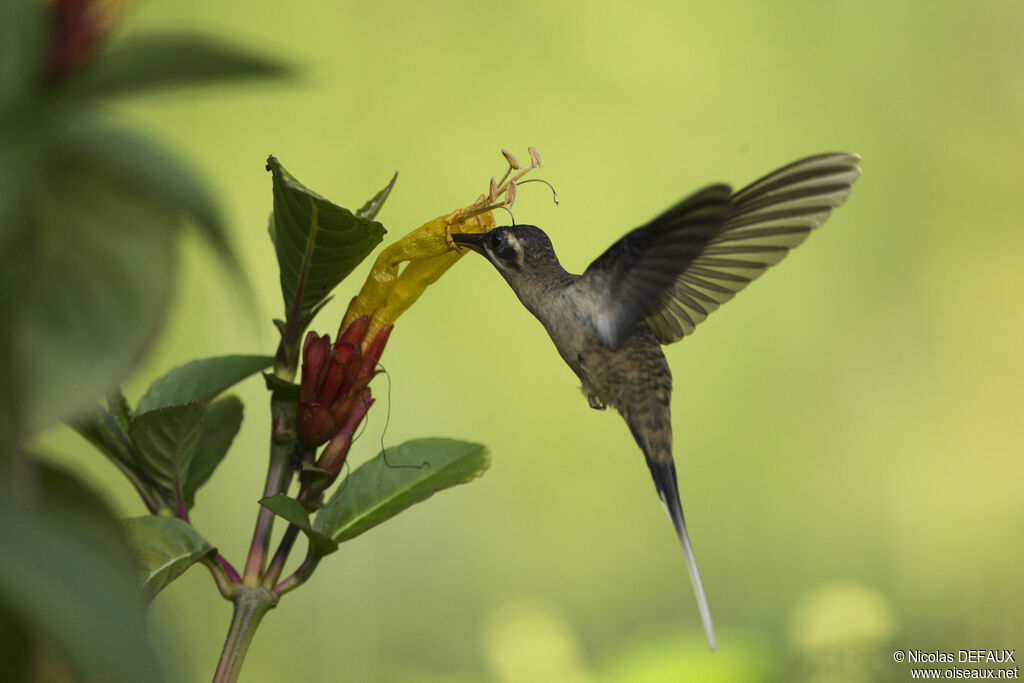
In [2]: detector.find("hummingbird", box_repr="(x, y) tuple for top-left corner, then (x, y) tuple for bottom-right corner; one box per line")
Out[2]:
(451, 153), (861, 651)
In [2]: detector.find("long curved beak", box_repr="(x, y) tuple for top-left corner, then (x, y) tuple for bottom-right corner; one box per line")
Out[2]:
(451, 232), (486, 254)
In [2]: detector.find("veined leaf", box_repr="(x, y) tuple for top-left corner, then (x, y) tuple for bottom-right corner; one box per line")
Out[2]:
(124, 516), (214, 601)
(71, 402), (159, 506)
(129, 404), (205, 505)
(183, 395), (244, 508)
(356, 171), (398, 221)
(106, 388), (133, 432)
(260, 495), (338, 557)
(315, 438), (489, 544)
(267, 156), (387, 335)
(137, 355), (272, 414)
(72, 403), (136, 477)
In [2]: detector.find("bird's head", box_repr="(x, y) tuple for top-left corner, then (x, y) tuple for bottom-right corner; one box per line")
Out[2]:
(452, 224), (572, 322)
(451, 225), (563, 278)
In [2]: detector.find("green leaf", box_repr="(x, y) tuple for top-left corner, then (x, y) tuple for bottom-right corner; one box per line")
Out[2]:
(0, 493), (165, 683)
(62, 32), (293, 100)
(0, 607), (30, 682)
(299, 462), (332, 496)
(0, 114), (49, 255)
(70, 402), (171, 513)
(314, 438), (489, 544)
(1, 35), (280, 433)
(129, 403), (206, 505)
(57, 117), (242, 276)
(356, 171), (398, 220)
(183, 395), (244, 508)
(263, 371), (301, 401)
(106, 387), (133, 432)
(260, 495), (338, 556)
(123, 516), (214, 601)
(0, 161), (178, 432)
(72, 403), (138, 478)
(267, 156), (387, 335)
(37, 460), (135, 556)
(137, 354), (272, 414)
(0, 0), (45, 115)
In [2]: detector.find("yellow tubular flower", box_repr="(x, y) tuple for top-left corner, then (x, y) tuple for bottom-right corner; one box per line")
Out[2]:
(338, 146), (551, 345)
(366, 212), (496, 341)
(340, 209), (495, 343)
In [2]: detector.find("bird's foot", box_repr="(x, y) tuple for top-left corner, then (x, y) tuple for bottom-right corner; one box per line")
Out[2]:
(587, 394), (607, 411)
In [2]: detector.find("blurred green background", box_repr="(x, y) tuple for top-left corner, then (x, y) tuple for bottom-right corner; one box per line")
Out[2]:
(36, 0), (1024, 681)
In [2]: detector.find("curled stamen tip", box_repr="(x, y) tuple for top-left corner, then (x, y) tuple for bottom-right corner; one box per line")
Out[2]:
(518, 177), (559, 206)
(505, 179), (517, 207)
(501, 148), (520, 170)
(528, 146), (542, 167)
(488, 176), (498, 203)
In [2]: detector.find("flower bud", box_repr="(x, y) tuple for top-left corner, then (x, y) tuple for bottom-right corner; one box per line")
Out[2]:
(317, 391), (375, 476)
(299, 333), (330, 404)
(297, 316), (388, 450)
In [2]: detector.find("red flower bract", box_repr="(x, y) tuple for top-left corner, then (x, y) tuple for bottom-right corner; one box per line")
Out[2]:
(47, 0), (115, 80)
(297, 314), (392, 478)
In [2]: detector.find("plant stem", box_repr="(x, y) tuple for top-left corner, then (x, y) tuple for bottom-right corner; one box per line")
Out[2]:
(243, 393), (297, 582)
(262, 523), (300, 588)
(203, 556), (239, 600)
(212, 586), (277, 683)
(274, 547), (322, 596)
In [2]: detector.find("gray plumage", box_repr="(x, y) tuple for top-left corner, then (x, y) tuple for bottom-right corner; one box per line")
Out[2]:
(453, 153), (862, 651)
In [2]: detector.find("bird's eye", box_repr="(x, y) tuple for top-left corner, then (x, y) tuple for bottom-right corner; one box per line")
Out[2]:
(487, 230), (519, 264)
(487, 231), (507, 252)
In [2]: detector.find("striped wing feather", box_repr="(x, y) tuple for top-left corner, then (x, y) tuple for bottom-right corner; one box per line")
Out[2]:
(647, 152), (861, 343)
(583, 185), (732, 349)
(583, 153), (862, 349)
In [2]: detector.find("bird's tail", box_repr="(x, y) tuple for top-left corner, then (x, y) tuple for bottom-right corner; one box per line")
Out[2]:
(645, 458), (716, 651)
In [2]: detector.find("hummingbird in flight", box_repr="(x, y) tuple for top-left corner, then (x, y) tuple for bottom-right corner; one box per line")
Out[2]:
(451, 153), (861, 651)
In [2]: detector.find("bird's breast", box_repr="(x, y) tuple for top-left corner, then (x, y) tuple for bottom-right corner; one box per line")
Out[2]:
(530, 288), (669, 410)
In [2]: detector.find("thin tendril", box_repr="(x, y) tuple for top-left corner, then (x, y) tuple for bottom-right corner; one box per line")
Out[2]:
(373, 360), (429, 471)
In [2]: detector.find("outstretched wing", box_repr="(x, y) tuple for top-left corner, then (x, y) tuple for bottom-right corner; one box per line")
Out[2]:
(581, 184), (733, 349)
(645, 152), (862, 344)
(583, 153), (862, 349)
